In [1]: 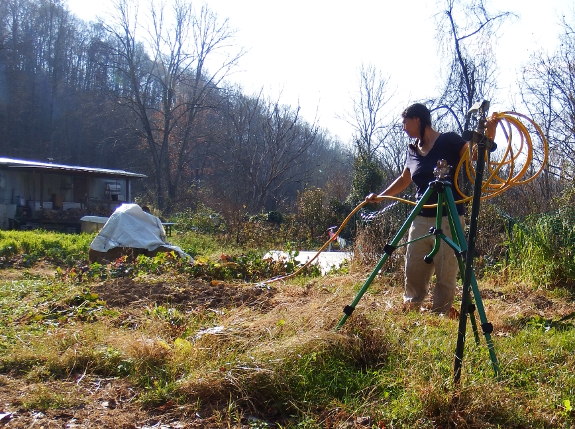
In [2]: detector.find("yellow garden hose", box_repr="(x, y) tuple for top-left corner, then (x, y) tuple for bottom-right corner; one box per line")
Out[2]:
(454, 111), (548, 202)
(263, 111), (548, 284)
(263, 200), (368, 284)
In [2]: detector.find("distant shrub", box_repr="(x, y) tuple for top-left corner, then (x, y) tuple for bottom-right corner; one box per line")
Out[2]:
(171, 204), (225, 233)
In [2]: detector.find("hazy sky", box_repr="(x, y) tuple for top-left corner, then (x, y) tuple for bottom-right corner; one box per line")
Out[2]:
(67, 0), (571, 141)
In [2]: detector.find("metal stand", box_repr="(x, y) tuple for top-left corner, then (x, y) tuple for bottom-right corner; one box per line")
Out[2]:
(455, 100), (499, 383)
(335, 102), (500, 382)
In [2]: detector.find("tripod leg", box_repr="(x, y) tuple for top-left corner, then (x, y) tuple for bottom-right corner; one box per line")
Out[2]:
(469, 269), (500, 378)
(454, 252), (481, 345)
(445, 211), (481, 345)
(469, 308), (480, 345)
(335, 186), (436, 330)
(422, 190), (445, 263)
(424, 192), (465, 314)
(444, 186), (499, 380)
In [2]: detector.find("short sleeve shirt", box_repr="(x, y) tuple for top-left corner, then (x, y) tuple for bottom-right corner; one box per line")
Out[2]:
(405, 132), (467, 217)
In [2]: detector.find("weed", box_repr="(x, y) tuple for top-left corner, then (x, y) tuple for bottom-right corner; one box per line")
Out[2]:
(22, 385), (81, 410)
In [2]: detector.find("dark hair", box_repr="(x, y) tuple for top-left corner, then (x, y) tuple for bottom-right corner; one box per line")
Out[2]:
(402, 103), (432, 148)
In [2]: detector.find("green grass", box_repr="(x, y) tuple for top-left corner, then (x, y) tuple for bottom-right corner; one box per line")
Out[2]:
(0, 230), (574, 427)
(0, 230), (94, 267)
(171, 230), (232, 258)
(504, 207), (575, 288)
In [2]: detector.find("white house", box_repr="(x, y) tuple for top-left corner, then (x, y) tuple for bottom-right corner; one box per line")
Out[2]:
(0, 157), (146, 231)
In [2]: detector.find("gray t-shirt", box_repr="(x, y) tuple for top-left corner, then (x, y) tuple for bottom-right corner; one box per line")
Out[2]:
(405, 132), (467, 217)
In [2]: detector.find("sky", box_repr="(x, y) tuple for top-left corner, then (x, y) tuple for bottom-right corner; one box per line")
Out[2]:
(67, 0), (572, 142)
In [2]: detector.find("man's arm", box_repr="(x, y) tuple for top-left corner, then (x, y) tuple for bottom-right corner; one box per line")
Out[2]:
(365, 167), (412, 203)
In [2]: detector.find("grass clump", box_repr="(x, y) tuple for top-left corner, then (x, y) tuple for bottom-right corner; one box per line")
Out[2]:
(0, 230), (94, 267)
(504, 206), (575, 288)
(20, 385), (83, 411)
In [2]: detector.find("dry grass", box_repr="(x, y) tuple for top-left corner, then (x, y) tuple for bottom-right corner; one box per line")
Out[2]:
(0, 261), (573, 428)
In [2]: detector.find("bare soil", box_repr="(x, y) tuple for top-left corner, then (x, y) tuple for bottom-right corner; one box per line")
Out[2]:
(0, 376), (221, 428)
(91, 277), (277, 312)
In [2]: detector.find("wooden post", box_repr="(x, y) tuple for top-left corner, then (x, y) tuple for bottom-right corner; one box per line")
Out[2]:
(40, 171), (44, 225)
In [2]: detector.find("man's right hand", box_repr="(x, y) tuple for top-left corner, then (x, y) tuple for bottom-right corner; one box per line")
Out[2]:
(365, 193), (384, 204)
(486, 114), (499, 140)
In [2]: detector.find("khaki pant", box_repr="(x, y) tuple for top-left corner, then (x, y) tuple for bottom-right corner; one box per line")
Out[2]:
(404, 215), (464, 313)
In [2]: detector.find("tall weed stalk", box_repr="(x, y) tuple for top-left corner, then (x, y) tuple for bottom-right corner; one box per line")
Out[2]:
(506, 207), (575, 288)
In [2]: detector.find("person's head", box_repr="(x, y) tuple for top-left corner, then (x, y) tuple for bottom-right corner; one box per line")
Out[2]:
(402, 103), (432, 142)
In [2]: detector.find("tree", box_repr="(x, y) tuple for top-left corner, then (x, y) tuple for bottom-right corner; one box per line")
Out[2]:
(346, 157), (385, 207)
(214, 90), (320, 213)
(103, 0), (243, 212)
(343, 63), (394, 164)
(379, 120), (410, 178)
(0, 0), (119, 166)
(518, 13), (575, 202)
(433, 0), (514, 133)
(0, 0), (354, 218)
(0, 0), (81, 159)
(341, 64), (399, 207)
(296, 187), (328, 241)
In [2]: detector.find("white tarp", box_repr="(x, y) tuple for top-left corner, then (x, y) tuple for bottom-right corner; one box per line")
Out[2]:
(80, 215), (110, 225)
(89, 204), (190, 259)
(263, 250), (352, 275)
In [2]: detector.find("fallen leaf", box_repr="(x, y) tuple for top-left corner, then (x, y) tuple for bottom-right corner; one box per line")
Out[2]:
(449, 306), (460, 320)
(156, 399), (175, 412)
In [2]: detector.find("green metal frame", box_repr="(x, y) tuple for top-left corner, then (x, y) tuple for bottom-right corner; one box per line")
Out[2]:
(335, 178), (499, 381)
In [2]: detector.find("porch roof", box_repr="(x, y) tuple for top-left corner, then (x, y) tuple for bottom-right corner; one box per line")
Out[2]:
(0, 157), (147, 178)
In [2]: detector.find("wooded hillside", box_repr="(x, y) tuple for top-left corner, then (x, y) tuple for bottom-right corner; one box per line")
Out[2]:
(1, 0), (574, 224)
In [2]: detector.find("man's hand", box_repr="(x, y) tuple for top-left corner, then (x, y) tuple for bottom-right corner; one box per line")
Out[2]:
(365, 193), (384, 204)
(486, 115), (499, 140)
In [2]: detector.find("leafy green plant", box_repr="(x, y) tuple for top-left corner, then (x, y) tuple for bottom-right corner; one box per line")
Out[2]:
(58, 248), (312, 283)
(505, 207), (575, 287)
(146, 305), (186, 326)
(171, 204), (225, 233)
(0, 230), (93, 267)
(37, 292), (106, 323)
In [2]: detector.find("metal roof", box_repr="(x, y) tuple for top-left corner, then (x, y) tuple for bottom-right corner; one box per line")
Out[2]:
(0, 157), (147, 178)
